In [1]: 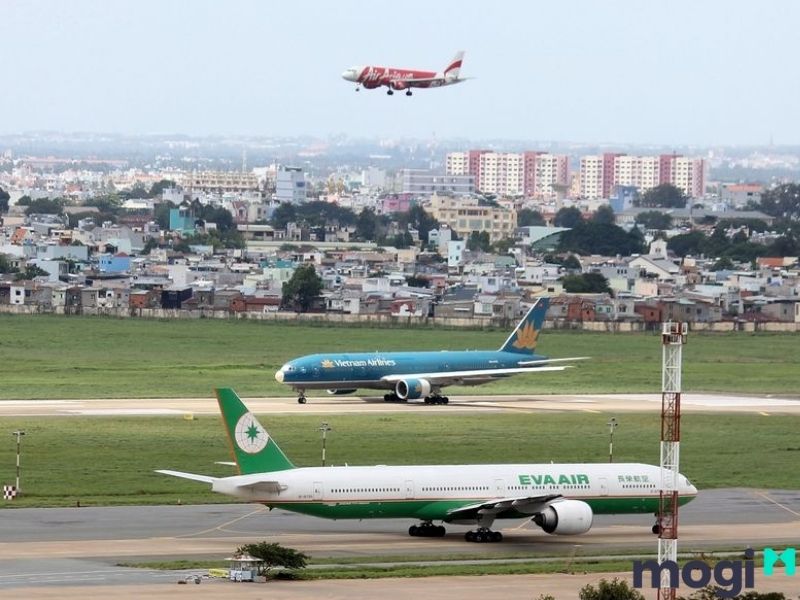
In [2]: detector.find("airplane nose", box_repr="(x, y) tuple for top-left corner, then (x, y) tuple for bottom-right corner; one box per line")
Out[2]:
(341, 69), (353, 81)
(275, 368), (284, 383)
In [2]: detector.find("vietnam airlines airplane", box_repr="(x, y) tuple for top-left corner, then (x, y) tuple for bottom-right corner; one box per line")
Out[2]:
(275, 297), (584, 404)
(158, 389), (698, 543)
(341, 51), (470, 96)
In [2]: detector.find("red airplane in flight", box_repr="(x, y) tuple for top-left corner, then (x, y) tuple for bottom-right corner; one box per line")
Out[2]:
(342, 51), (468, 96)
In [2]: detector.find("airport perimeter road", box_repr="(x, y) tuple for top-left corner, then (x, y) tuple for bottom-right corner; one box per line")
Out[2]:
(0, 489), (798, 592)
(1, 393), (799, 416)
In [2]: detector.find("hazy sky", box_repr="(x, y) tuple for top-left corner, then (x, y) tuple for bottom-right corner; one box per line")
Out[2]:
(2, 0), (799, 145)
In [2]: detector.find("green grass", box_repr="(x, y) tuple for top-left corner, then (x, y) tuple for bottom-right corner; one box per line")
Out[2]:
(0, 314), (798, 399)
(1, 412), (797, 507)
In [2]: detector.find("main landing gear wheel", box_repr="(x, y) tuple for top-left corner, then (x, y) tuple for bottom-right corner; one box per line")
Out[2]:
(383, 393), (401, 403)
(408, 523), (446, 537)
(387, 89), (394, 95)
(465, 529), (502, 543)
(297, 393), (307, 404)
(652, 522), (662, 535)
(424, 395), (449, 405)
(405, 90), (412, 96)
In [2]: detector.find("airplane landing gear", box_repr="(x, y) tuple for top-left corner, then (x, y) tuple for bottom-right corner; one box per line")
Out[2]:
(405, 90), (412, 96)
(424, 394), (449, 405)
(465, 528), (503, 543)
(409, 522), (446, 537)
(387, 89), (394, 95)
(652, 521), (662, 535)
(355, 87), (360, 92)
(383, 393), (402, 402)
(297, 391), (307, 404)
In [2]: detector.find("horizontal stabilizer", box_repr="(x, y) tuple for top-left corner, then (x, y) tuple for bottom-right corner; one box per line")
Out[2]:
(155, 469), (217, 484)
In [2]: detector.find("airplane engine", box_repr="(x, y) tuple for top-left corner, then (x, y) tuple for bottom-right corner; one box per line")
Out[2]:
(390, 80), (408, 90)
(532, 500), (593, 535)
(395, 378), (431, 401)
(326, 389), (357, 395)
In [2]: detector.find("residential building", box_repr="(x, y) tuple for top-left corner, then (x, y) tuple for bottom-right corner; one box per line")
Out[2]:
(398, 169), (474, 196)
(426, 195), (517, 243)
(445, 150), (568, 199)
(275, 166), (307, 204)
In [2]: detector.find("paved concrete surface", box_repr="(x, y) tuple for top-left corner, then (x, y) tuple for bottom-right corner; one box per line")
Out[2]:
(0, 489), (798, 594)
(1, 392), (799, 416)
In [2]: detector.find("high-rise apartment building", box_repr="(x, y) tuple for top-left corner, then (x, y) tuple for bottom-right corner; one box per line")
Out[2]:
(578, 153), (706, 199)
(445, 150), (568, 199)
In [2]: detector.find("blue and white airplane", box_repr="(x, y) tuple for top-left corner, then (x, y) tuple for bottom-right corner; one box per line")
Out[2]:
(275, 297), (586, 404)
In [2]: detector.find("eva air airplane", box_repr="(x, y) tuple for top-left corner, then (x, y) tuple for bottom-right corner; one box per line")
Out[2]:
(275, 297), (585, 404)
(158, 389), (698, 543)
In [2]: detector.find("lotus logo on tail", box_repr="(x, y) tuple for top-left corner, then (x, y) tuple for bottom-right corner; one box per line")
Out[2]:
(512, 322), (540, 351)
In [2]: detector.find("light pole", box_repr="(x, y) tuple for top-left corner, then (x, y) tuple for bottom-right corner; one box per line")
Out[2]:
(319, 422), (332, 466)
(607, 418), (618, 463)
(11, 430), (25, 493)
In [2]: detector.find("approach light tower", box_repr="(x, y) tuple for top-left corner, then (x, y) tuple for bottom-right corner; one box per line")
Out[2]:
(657, 322), (687, 600)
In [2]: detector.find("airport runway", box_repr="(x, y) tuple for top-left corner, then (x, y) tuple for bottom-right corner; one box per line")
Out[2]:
(0, 488), (798, 592)
(1, 392), (799, 417)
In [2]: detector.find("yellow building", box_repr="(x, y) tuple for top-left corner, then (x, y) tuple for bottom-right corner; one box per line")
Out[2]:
(425, 194), (517, 243)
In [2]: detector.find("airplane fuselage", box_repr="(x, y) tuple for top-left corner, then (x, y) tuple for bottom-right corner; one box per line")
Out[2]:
(276, 349), (547, 391)
(214, 462), (697, 521)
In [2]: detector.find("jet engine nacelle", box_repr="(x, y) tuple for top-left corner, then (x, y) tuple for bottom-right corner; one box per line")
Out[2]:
(532, 500), (593, 536)
(390, 80), (408, 90)
(395, 378), (431, 400)
(326, 389), (357, 395)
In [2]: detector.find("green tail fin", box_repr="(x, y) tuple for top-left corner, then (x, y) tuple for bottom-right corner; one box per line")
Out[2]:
(215, 388), (295, 474)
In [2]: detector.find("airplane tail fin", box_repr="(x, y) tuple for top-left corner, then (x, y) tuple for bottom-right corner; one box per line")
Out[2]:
(216, 388), (295, 474)
(443, 50), (465, 80)
(499, 297), (549, 355)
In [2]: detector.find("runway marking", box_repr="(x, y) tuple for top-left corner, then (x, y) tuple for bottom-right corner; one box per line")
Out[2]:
(583, 409), (601, 413)
(754, 491), (800, 518)
(759, 411), (770, 416)
(174, 505), (268, 538)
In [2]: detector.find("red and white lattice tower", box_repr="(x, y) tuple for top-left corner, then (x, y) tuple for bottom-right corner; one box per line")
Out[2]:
(657, 322), (687, 600)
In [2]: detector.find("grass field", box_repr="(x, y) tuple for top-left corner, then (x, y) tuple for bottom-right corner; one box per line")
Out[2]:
(0, 411), (797, 507)
(0, 314), (798, 399)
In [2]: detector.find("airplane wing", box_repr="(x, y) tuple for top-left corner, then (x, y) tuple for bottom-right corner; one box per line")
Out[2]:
(380, 365), (570, 387)
(445, 494), (562, 521)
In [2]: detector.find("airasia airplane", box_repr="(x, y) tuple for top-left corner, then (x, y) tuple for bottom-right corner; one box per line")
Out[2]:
(341, 51), (469, 96)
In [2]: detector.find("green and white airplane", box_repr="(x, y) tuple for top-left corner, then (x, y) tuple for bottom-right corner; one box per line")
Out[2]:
(158, 389), (698, 543)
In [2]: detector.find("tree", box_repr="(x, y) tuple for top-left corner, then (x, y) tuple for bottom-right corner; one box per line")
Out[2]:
(235, 542), (308, 578)
(282, 264), (323, 312)
(579, 577), (645, 600)
(518, 208), (545, 227)
(16, 195), (31, 206)
(558, 222), (644, 256)
(466, 230), (491, 252)
(554, 206), (583, 228)
(0, 186), (9, 213)
(356, 208), (378, 241)
(153, 202), (175, 230)
(561, 272), (612, 294)
(636, 183), (687, 208)
(710, 256), (735, 271)
(24, 197), (64, 215)
(561, 254), (581, 270)
(149, 179), (176, 198)
(14, 265), (48, 281)
(635, 211), (673, 230)
(398, 205), (440, 244)
(592, 204), (615, 225)
(492, 237), (516, 254)
(270, 202), (297, 230)
(678, 588), (789, 600)
(667, 231), (706, 257)
(759, 182), (800, 220)
(0, 254), (15, 273)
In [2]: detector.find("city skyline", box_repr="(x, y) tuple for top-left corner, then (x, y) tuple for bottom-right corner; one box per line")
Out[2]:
(2, 0), (799, 146)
